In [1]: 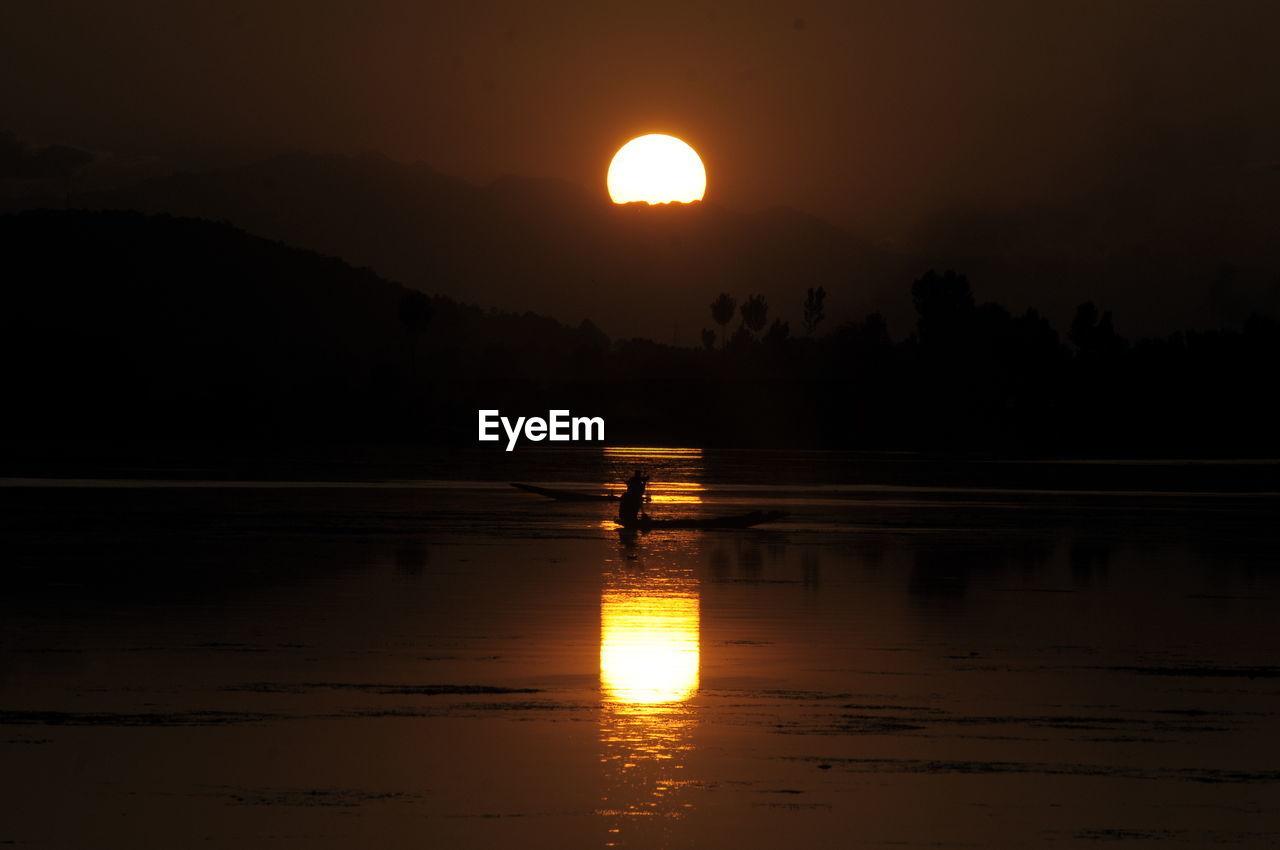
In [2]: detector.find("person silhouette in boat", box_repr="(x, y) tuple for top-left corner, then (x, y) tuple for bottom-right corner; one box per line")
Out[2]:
(619, 468), (650, 525)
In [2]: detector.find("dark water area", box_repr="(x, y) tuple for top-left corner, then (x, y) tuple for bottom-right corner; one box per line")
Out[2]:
(3, 449), (1279, 848)
(9, 441), (1280, 492)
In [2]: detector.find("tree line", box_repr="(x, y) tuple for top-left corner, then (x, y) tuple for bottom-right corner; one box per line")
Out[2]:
(679, 269), (1279, 454)
(4, 210), (1277, 457)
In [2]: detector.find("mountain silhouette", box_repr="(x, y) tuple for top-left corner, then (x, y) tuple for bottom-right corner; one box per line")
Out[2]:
(909, 159), (1280, 335)
(7, 148), (1278, 340)
(26, 152), (903, 340)
(0, 209), (609, 443)
(5, 208), (1278, 457)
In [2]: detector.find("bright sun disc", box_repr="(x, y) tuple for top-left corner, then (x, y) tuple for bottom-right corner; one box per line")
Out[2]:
(607, 134), (706, 204)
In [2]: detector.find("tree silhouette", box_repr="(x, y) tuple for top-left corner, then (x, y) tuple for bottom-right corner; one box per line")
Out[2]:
(11, 209), (1280, 457)
(912, 269), (974, 347)
(710, 293), (736, 348)
(741, 294), (768, 335)
(1069, 301), (1127, 360)
(802, 286), (827, 336)
(764, 318), (790, 345)
(838, 312), (891, 350)
(726, 324), (754, 352)
(701, 328), (717, 350)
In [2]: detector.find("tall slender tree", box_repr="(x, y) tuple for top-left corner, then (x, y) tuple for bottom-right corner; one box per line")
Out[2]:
(710, 293), (736, 348)
(741, 294), (768, 335)
(802, 286), (827, 336)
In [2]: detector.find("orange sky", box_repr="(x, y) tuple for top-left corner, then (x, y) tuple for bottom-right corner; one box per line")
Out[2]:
(4, 0), (1279, 242)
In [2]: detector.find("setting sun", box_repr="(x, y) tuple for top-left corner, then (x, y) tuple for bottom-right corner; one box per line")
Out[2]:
(607, 134), (706, 204)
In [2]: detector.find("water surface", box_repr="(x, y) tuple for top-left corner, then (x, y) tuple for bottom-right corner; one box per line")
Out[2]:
(2, 449), (1279, 847)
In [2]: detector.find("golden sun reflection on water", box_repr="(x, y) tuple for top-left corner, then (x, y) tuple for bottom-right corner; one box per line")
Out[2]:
(603, 480), (705, 507)
(600, 575), (699, 704)
(598, 562), (701, 840)
(602, 447), (706, 512)
(604, 447), (703, 458)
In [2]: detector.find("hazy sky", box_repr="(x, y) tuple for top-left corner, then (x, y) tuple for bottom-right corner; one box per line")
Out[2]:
(4, 0), (1279, 240)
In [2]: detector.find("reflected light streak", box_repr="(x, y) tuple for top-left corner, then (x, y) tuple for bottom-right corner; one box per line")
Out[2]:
(604, 447), (704, 458)
(598, 562), (701, 840)
(600, 577), (699, 704)
(603, 481), (705, 505)
(603, 447), (706, 509)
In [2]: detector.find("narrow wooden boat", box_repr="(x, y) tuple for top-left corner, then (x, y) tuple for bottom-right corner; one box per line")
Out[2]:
(616, 510), (788, 531)
(511, 482), (619, 502)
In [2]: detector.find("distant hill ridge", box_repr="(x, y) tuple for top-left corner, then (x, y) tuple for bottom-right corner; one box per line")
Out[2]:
(7, 149), (1278, 339)
(31, 151), (902, 340)
(0, 209), (609, 441)
(5, 208), (1279, 455)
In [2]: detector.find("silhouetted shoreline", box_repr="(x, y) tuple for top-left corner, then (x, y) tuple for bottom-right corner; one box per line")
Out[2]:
(3, 209), (1278, 457)
(6, 441), (1280, 497)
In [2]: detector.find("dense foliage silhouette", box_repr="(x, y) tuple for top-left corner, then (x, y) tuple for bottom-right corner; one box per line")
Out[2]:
(2, 210), (1276, 456)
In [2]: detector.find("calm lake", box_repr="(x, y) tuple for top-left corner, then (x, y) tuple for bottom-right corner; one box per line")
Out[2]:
(3, 448), (1279, 848)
